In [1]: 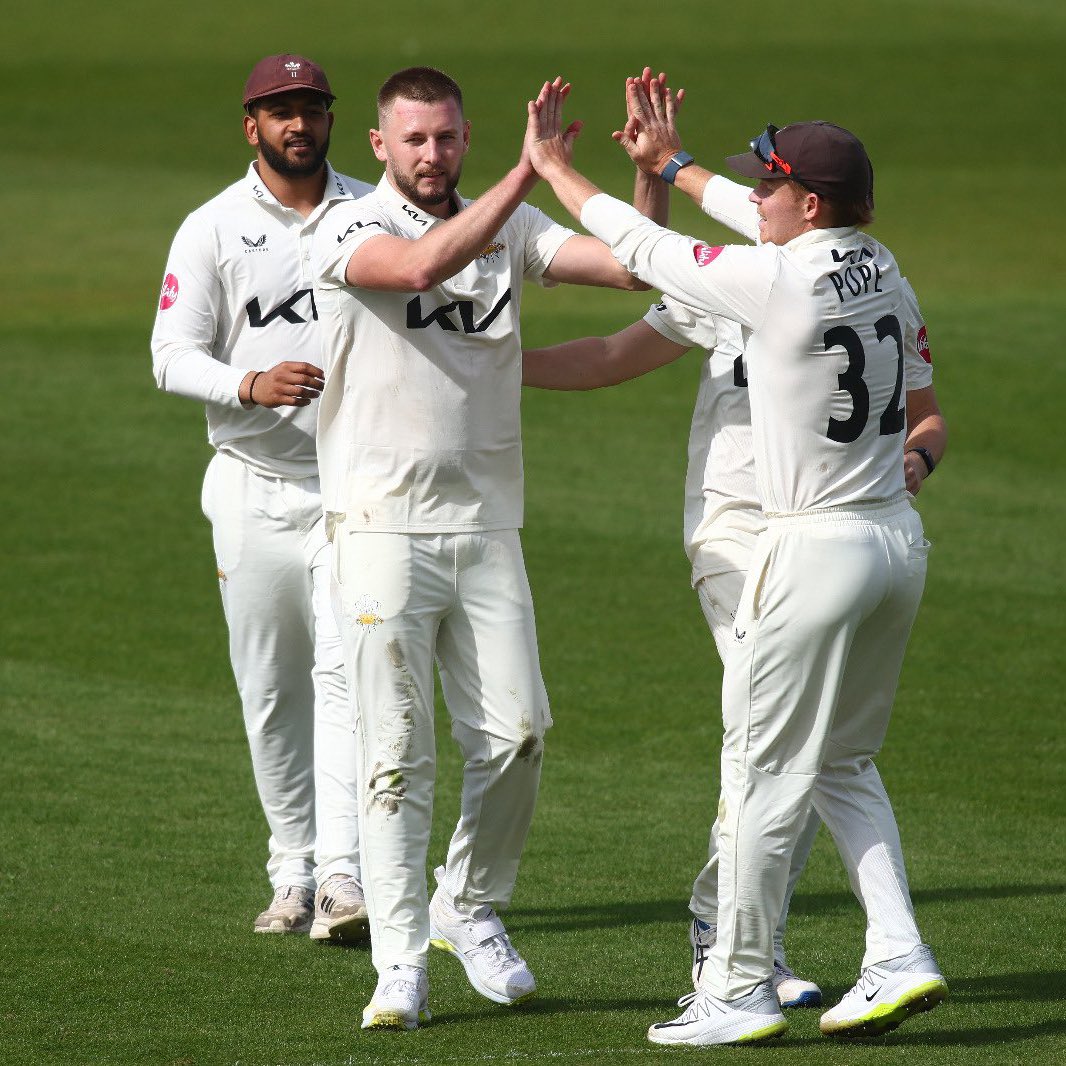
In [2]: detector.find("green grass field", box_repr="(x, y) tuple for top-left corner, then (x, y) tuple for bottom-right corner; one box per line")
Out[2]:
(3, 1), (1064, 1063)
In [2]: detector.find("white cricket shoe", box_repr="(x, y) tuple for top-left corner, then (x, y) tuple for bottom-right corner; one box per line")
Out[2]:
(253, 885), (313, 934)
(773, 958), (823, 1008)
(309, 873), (370, 944)
(361, 965), (431, 1031)
(428, 890), (536, 1005)
(648, 980), (787, 1046)
(689, 917), (715, 987)
(820, 944), (947, 1037)
(689, 917), (821, 1007)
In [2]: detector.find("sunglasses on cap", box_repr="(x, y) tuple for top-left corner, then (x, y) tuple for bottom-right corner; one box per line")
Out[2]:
(750, 124), (794, 175)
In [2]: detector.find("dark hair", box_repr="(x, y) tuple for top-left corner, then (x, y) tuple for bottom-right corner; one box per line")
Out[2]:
(822, 198), (875, 227)
(377, 66), (463, 120)
(788, 180), (874, 227)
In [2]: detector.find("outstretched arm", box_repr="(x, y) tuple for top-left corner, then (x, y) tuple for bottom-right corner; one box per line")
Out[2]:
(523, 319), (689, 390)
(530, 79), (652, 290)
(344, 82), (559, 292)
(614, 72), (717, 211)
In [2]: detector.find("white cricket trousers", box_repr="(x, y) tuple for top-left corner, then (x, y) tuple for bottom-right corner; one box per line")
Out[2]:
(707, 499), (930, 999)
(689, 568), (822, 963)
(331, 528), (551, 972)
(201, 451), (357, 891)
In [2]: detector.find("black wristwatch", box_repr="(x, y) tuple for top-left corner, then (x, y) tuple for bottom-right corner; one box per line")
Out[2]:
(660, 151), (694, 185)
(907, 447), (936, 476)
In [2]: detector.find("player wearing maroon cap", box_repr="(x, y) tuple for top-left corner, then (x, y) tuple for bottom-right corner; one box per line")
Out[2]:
(524, 76), (948, 1045)
(151, 54), (374, 939)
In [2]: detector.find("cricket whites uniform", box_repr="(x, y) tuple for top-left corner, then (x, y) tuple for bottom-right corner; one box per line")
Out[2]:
(151, 162), (374, 892)
(314, 175), (573, 971)
(583, 192), (934, 999)
(645, 177), (935, 977)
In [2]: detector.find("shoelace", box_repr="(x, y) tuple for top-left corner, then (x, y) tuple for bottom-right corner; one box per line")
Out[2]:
(844, 967), (884, 1001)
(274, 886), (309, 905)
(479, 931), (522, 973)
(327, 878), (363, 905)
(381, 967), (422, 1000)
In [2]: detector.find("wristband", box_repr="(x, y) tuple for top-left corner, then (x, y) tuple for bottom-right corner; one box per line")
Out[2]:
(247, 371), (263, 406)
(907, 446), (936, 476)
(660, 151), (694, 185)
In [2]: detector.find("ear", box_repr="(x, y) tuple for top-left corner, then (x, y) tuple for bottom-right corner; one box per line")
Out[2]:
(327, 111), (335, 135)
(369, 128), (387, 163)
(244, 112), (258, 148)
(462, 119), (471, 155)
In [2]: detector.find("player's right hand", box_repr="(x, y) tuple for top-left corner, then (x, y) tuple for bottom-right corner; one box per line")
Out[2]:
(525, 77), (582, 181)
(613, 68), (685, 177)
(248, 361), (325, 407)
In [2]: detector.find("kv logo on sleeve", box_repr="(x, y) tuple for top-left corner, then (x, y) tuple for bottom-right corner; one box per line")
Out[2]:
(246, 289), (318, 327)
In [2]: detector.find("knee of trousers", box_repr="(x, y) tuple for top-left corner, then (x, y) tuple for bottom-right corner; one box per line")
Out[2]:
(450, 716), (546, 768)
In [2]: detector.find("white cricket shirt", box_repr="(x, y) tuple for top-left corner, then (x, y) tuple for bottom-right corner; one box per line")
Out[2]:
(151, 163), (374, 479)
(642, 178), (934, 578)
(644, 298), (760, 581)
(582, 195), (926, 515)
(314, 174), (575, 531)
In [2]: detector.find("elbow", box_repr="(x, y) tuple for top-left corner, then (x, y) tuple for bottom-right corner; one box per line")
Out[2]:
(407, 270), (437, 293)
(625, 276), (652, 292)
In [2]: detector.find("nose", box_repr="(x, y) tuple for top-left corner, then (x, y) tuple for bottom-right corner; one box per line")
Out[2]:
(423, 138), (442, 164)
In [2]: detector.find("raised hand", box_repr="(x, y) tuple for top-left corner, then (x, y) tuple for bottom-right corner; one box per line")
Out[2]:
(613, 67), (686, 177)
(525, 77), (584, 180)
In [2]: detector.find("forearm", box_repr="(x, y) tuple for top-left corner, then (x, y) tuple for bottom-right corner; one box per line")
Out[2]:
(903, 386), (947, 492)
(673, 163), (714, 210)
(905, 387), (947, 463)
(905, 412), (947, 464)
(538, 163), (605, 226)
(701, 174), (761, 242)
(152, 343), (247, 408)
(348, 166), (537, 291)
(523, 320), (687, 390)
(523, 336), (609, 390)
(633, 168), (668, 225)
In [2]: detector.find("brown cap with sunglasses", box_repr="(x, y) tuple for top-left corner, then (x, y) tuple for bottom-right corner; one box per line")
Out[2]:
(726, 122), (874, 209)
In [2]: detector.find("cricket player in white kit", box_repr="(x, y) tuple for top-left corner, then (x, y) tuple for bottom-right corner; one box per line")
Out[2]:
(312, 68), (662, 1030)
(151, 55), (374, 939)
(524, 77), (948, 1045)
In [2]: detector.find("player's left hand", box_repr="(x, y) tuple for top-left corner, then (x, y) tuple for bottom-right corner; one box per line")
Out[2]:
(613, 67), (685, 177)
(903, 451), (926, 495)
(525, 77), (583, 180)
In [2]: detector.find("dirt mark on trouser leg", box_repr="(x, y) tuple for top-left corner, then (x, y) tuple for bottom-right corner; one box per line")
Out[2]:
(367, 762), (407, 815)
(514, 712), (543, 764)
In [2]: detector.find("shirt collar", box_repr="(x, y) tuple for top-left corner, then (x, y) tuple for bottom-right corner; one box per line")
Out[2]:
(243, 160), (354, 212)
(374, 171), (464, 228)
(785, 225), (860, 251)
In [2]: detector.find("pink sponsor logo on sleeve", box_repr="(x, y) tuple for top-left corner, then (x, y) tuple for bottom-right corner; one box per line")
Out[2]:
(159, 273), (180, 310)
(917, 325), (932, 364)
(692, 244), (723, 268)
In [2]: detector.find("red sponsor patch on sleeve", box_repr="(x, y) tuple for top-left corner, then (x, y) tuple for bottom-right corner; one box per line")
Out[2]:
(916, 324), (932, 364)
(692, 243), (724, 267)
(159, 273), (180, 310)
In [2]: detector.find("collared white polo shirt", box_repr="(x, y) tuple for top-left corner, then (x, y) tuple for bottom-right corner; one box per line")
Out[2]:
(152, 162), (374, 479)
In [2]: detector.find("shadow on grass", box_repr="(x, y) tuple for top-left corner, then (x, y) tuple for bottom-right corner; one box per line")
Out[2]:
(515, 882), (1066, 932)
(389, 987), (1066, 1049)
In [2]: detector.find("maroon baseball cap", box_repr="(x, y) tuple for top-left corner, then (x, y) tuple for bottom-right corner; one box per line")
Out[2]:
(242, 53), (335, 109)
(726, 121), (874, 209)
